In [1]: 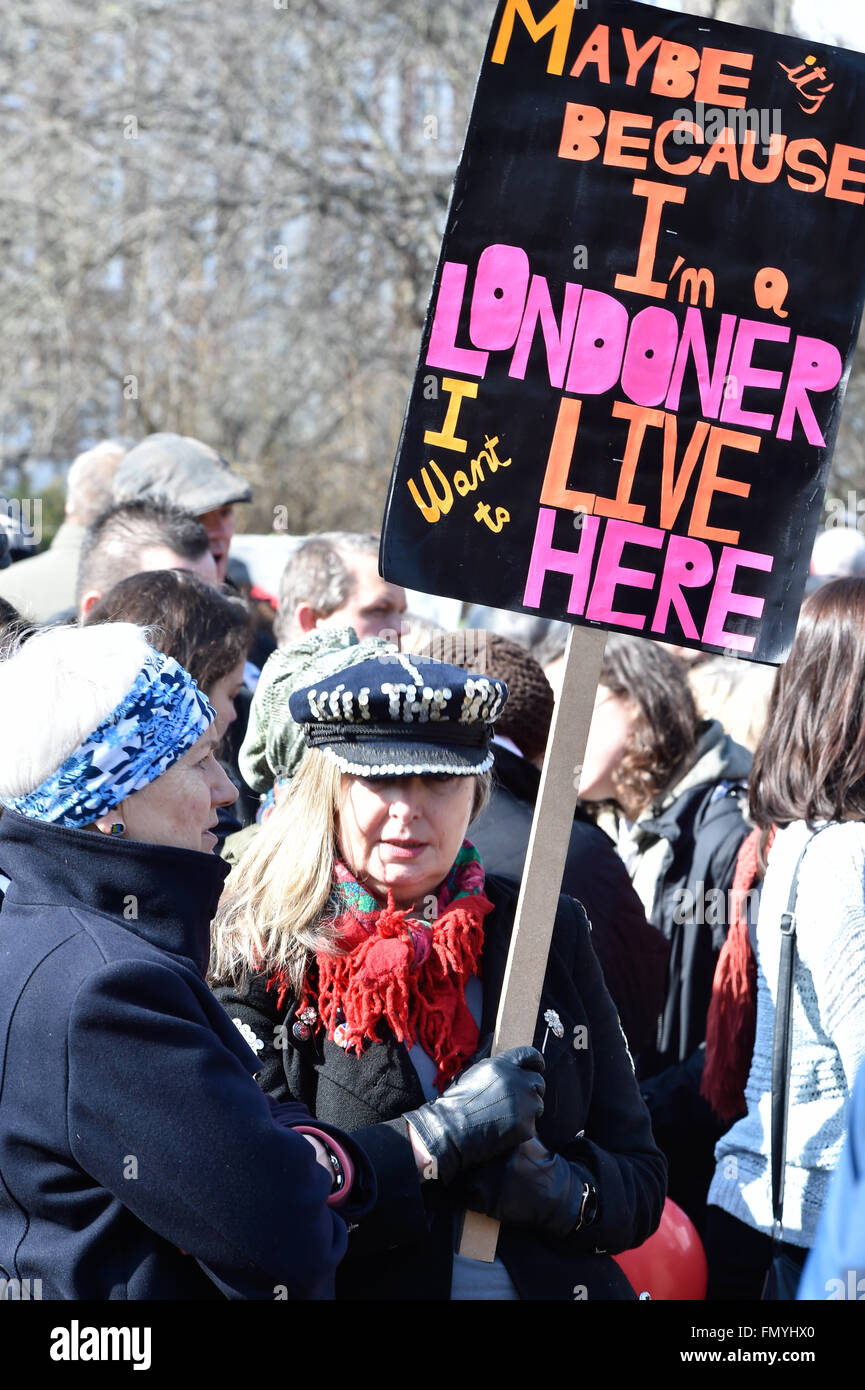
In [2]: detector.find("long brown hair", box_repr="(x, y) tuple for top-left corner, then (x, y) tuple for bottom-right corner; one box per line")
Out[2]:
(750, 577), (865, 829)
(84, 569), (251, 692)
(599, 634), (698, 819)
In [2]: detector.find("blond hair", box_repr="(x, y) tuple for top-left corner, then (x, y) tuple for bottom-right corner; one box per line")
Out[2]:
(210, 751), (491, 994)
(211, 750), (342, 994)
(688, 656), (775, 755)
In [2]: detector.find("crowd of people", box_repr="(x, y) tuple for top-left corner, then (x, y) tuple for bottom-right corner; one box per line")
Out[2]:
(0, 430), (862, 1302)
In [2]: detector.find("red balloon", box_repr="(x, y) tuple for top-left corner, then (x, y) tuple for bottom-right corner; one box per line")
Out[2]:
(613, 1198), (708, 1300)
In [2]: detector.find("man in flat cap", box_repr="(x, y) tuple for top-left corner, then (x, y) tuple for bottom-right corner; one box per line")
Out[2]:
(112, 433), (252, 581)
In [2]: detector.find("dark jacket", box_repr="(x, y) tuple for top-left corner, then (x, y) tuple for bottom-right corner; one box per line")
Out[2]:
(0, 811), (374, 1300)
(471, 745), (670, 1055)
(593, 721), (750, 1076)
(215, 875), (667, 1301)
(595, 719), (751, 1228)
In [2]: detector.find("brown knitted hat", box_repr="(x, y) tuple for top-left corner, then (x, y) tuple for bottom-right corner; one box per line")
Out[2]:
(408, 629), (554, 764)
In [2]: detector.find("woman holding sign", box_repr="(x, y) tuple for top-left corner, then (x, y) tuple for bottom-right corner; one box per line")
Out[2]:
(212, 649), (666, 1300)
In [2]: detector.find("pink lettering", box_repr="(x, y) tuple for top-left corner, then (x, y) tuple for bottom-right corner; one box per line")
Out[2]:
(777, 336), (843, 446)
(426, 262), (488, 375)
(720, 319), (790, 432)
(469, 244), (530, 352)
(585, 518), (664, 629)
(701, 545), (773, 652)
(523, 506), (599, 614)
(651, 534), (714, 639)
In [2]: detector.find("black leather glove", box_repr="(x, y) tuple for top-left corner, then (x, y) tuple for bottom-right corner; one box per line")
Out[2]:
(457, 1137), (598, 1238)
(405, 1046), (545, 1186)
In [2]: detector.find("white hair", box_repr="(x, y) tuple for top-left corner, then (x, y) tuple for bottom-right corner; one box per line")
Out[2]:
(66, 440), (130, 526)
(0, 623), (153, 800)
(811, 526), (865, 580)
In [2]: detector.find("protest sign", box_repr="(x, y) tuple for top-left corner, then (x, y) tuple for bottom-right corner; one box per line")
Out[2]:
(380, 0), (865, 1262)
(381, 0), (865, 665)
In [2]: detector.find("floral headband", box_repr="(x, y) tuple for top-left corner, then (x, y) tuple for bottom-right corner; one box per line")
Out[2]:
(5, 647), (215, 829)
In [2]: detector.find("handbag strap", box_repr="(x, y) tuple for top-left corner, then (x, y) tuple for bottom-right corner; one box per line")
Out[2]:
(770, 824), (831, 1235)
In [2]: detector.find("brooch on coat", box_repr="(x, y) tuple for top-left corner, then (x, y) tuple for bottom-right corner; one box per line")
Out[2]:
(541, 1008), (564, 1054)
(292, 1005), (318, 1042)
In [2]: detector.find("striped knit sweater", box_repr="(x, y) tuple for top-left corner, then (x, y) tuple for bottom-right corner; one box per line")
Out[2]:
(709, 820), (865, 1247)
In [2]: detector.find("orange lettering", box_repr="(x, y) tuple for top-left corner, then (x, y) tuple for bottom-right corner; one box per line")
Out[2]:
(592, 401), (658, 524)
(694, 47), (753, 108)
(539, 396), (596, 513)
(604, 110), (652, 170)
(650, 40), (699, 100)
(688, 426), (758, 545)
(614, 179), (688, 299)
(698, 130), (740, 180)
(826, 143), (865, 205)
(558, 102), (605, 163)
(785, 138), (827, 193)
(621, 28), (662, 86)
(740, 130), (785, 184)
(654, 119), (704, 176)
(569, 23), (611, 83)
(659, 415), (711, 530)
(491, 0), (575, 76)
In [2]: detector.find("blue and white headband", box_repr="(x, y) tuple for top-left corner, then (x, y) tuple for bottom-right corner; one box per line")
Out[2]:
(6, 647), (216, 829)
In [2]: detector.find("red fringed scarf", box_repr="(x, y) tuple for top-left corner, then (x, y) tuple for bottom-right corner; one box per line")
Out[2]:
(268, 842), (494, 1092)
(701, 825), (775, 1120)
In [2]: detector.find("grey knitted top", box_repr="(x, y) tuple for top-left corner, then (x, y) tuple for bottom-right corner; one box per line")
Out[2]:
(709, 820), (865, 1247)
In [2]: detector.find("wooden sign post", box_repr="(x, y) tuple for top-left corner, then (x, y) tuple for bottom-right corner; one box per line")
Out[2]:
(459, 622), (606, 1260)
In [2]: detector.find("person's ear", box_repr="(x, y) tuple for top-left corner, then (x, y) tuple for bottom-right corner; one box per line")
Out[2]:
(295, 603), (321, 633)
(78, 589), (102, 618)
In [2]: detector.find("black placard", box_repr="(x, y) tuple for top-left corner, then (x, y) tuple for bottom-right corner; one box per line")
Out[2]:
(380, 0), (865, 663)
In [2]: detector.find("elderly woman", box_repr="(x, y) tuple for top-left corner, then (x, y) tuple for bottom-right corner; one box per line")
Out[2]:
(83, 568), (257, 830)
(0, 622), (374, 1300)
(212, 650), (666, 1301)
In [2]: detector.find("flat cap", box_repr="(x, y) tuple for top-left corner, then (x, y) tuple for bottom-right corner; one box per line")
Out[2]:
(113, 433), (252, 514)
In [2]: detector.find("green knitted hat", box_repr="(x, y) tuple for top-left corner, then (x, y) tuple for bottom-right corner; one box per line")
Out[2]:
(239, 626), (391, 794)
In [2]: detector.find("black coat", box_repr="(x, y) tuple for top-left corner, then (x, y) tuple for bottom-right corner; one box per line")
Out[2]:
(0, 811), (374, 1300)
(215, 875), (667, 1300)
(471, 745), (670, 1054)
(611, 726), (750, 1231)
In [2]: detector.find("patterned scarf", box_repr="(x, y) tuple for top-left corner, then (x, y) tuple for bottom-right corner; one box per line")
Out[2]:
(5, 647), (214, 828)
(269, 841), (494, 1091)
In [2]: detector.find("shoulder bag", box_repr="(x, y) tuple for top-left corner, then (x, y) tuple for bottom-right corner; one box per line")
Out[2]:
(762, 826), (830, 1300)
